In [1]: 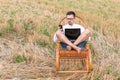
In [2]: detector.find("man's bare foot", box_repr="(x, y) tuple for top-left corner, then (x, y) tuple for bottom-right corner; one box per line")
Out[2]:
(69, 44), (82, 53)
(72, 45), (82, 53)
(75, 47), (82, 53)
(66, 45), (72, 50)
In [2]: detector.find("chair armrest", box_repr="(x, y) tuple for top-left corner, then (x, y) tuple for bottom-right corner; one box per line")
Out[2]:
(56, 42), (61, 50)
(85, 42), (90, 50)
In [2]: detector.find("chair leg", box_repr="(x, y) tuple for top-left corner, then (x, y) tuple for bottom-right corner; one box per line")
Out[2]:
(85, 57), (90, 72)
(89, 50), (93, 70)
(56, 54), (60, 72)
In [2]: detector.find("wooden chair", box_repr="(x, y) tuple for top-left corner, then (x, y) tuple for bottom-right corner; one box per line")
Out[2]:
(56, 16), (93, 73)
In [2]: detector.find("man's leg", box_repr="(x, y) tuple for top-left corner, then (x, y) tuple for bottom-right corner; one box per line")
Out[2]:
(66, 41), (87, 51)
(56, 29), (81, 53)
(77, 41), (87, 50)
(74, 29), (91, 45)
(60, 42), (72, 50)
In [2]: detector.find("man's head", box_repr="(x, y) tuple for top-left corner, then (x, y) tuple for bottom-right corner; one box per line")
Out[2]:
(66, 11), (76, 25)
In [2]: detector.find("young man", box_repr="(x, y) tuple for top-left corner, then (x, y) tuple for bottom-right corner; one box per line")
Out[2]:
(54, 11), (91, 53)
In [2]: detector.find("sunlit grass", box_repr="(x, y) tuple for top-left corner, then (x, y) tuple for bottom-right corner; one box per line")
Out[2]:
(14, 55), (26, 63)
(36, 39), (47, 47)
(23, 23), (29, 30)
(0, 30), (2, 36)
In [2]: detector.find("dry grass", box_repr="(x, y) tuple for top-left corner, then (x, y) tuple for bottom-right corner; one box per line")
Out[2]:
(0, 0), (120, 80)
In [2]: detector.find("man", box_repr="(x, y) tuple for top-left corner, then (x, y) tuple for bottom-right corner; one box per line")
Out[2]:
(54, 11), (91, 53)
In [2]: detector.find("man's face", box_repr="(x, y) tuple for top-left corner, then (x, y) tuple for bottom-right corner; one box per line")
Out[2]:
(66, 14), (75, 25)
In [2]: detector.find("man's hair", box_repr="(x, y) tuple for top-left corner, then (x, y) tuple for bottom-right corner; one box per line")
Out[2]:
(66, 11), (76, 17)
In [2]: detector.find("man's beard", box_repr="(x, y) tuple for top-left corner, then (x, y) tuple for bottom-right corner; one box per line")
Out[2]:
(68, 22), (73, 25)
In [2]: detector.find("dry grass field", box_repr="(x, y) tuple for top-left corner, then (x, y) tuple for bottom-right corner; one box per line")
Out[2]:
(0, 0), (120, 80)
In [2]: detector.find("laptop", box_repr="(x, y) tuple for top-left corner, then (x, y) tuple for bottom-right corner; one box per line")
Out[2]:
(65, 28), (81, 41)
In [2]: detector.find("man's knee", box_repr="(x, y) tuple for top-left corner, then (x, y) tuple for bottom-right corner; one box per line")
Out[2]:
(84, 29), (91, 36)
(56, 29), (63, 36)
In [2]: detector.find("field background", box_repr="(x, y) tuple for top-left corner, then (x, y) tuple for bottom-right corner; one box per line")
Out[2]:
(0, 0), (120, 80)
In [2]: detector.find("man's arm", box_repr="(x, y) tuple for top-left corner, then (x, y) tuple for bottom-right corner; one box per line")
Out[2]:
(74, 29), (91, 45)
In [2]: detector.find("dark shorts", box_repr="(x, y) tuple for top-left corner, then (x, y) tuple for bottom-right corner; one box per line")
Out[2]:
(60, 41), (87, 50)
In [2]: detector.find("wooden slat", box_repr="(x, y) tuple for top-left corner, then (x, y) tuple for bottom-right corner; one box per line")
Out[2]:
(58, 70), (89, 73)
(59, 50), (89, 58)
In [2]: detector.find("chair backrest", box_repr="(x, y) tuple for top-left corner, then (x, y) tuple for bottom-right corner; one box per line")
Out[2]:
(58, 16), (87, 29)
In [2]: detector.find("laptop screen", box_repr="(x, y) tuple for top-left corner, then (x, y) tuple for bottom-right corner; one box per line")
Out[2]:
(65, 28), (81, 41)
